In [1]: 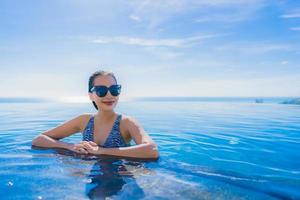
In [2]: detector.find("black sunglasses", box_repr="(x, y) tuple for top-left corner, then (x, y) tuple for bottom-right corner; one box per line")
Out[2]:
(90, 85), (121, 97)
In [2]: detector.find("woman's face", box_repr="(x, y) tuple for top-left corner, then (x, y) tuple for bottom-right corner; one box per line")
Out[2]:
(89, 75), (119, 112)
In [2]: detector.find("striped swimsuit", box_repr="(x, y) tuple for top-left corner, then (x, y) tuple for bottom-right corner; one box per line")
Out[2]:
(82, 114), (129, 148)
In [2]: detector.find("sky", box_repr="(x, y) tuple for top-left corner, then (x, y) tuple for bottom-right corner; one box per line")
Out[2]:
(0, 0), (300, 100)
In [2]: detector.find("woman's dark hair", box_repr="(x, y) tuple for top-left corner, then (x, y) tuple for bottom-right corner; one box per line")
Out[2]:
(88, 70), (118, 110)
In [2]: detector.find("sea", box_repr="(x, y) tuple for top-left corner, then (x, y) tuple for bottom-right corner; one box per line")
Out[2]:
(0, 97), (299, 200)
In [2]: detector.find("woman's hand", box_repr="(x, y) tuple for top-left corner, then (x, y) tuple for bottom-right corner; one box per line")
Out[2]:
(68, 142), (89, 154)
(82, 141), (103, 155)
(67, 141), (103, 155)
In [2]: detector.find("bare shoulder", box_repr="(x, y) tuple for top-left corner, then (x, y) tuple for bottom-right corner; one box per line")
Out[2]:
(121, 114), (141, 128)
(78, 113), (94, 120)
(76, 113), (94, 132)
(120, 114), (146, 135)
(120, 114), (154, 144)
(39, 113), (94, 140)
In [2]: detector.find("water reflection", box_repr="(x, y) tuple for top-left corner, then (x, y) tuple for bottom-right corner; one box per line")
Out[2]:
(32, 147), (153, 199)
(85, 158), (145, 199)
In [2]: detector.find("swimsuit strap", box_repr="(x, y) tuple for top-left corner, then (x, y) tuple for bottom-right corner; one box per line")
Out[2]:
(82, 116), (94, 141)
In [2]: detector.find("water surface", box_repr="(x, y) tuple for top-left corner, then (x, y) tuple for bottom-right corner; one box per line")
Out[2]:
(0, 98), (299, 199)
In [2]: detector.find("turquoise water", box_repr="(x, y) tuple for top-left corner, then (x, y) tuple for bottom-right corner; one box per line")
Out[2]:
(0, 98), (299, 199)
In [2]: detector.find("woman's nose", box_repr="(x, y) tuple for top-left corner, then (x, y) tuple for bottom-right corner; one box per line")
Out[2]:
(106, 90), (114, 97)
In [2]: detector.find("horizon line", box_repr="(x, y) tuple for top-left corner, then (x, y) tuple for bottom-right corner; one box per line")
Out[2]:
(0, 96), (298, 104)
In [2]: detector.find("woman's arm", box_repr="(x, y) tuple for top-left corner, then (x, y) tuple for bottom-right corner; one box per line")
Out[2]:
(83, 116), (159, 159)
(32, 134), (74, 150)
(100, 143), (159, 159)
(31, 114), (89, 153)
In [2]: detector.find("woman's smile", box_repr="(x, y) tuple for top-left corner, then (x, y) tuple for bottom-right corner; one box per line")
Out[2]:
(101, 100), (115, 106)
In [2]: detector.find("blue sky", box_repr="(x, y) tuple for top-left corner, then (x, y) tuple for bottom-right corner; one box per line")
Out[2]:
(0, 0), (300, 100)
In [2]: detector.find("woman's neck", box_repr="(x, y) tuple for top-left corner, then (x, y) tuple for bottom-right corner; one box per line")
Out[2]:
(95, 110), (117, 121)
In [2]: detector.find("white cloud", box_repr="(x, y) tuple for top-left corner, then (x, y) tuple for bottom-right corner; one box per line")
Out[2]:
(280, 11), (300, 19)
(181, 75), (300, 97)
(194, 1), (266, 23)
(290, 27), (300, 31)
(121, 74), (300, 97)
(129, 14), (141, 22)
(142, 47), (184, 60)
(0, 72), (86, 98)
(92, 34), (221, 47)
(214, 42), (294, 54)
(195, 14), (247, 23)
(280, 61), (289, 65)
(128, 0), (266, 27)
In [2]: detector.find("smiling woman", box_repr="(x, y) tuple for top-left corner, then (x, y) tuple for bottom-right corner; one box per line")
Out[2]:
(31, 70), (159, 159)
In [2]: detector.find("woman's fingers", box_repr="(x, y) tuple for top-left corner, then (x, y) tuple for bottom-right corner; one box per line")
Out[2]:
(79, 148), (89, 154)
(73, 143), (89, 154)
(77, 147), (88, 154)
(79, 141), (89, 145)
(72, 141), (98, 154)
(83, 143), (93, 151)
(88, 141), (98, 146)
(74, 143), (84, 148)
(79, 141), (97, 146)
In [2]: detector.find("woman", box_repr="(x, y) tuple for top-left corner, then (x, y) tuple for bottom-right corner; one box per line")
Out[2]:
(32, 70), (159, 159)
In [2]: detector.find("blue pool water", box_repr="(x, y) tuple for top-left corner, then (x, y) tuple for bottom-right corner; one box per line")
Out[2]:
(0, 97), (299, 199)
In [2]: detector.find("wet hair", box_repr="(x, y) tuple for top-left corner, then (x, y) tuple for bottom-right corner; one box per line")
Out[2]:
(88, 70), (118, 110)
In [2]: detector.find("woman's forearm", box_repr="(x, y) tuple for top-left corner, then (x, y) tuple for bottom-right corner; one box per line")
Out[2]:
(31, 134), (73, 150)
(98, 143), (159, 159)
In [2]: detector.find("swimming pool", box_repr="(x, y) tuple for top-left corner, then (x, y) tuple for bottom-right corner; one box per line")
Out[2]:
(0, 98), (299, 199)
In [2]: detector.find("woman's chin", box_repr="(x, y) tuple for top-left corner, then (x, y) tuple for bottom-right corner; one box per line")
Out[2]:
(100, 105), (116, 111)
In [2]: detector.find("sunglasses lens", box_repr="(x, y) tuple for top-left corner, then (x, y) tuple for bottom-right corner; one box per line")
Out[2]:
(95, 86), (108, 97)
(92, 85), (121, 97)
(110, 85), (121, 96)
